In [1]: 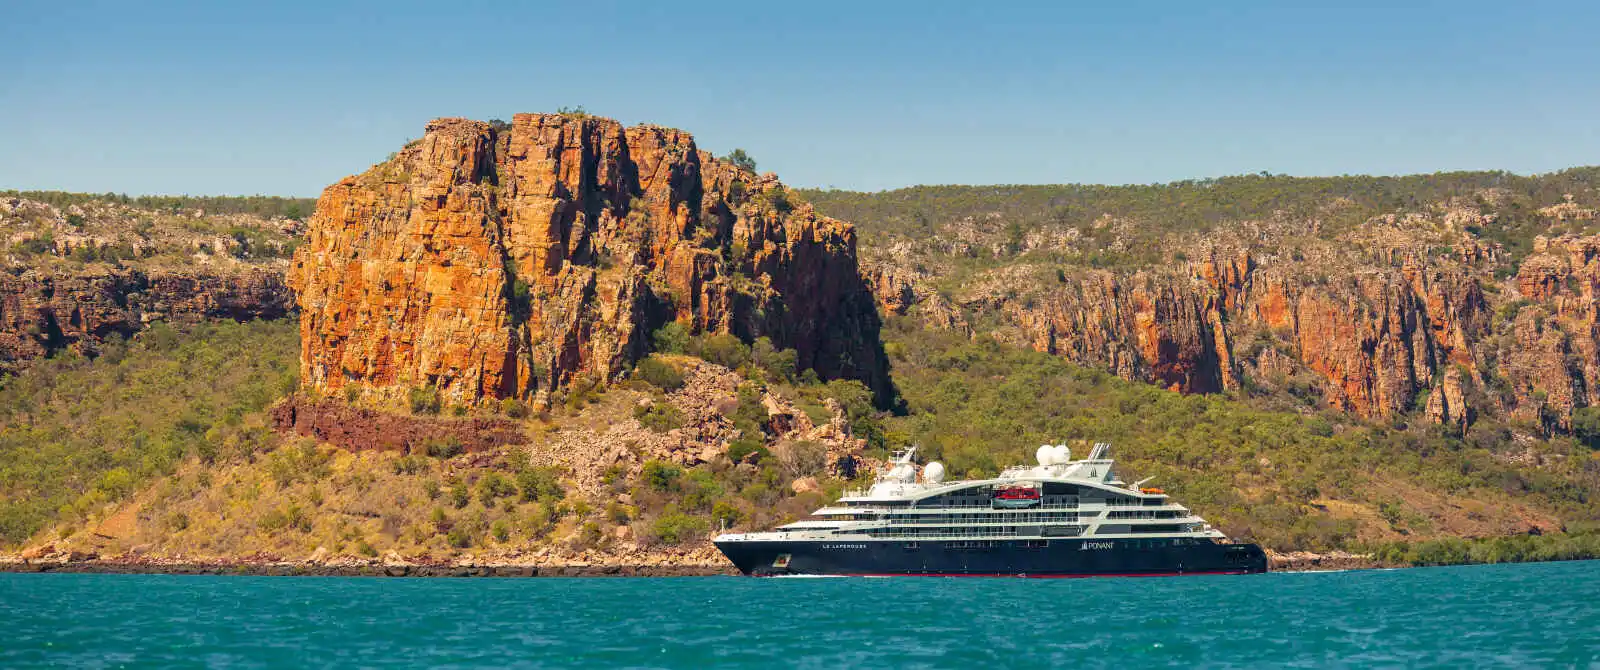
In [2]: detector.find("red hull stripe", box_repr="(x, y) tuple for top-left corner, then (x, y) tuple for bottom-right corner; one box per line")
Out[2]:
(789, 570), (1257, 578)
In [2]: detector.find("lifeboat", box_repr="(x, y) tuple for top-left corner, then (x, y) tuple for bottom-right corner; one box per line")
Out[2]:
(992, 485), (1041, 508)
(1140, 487), (1165, 494)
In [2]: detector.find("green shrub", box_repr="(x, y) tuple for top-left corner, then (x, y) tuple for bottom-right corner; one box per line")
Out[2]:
(751, 338), (797, 382)
(634, 402), (685, 433)
(575, 521), (603, 549)
(652, 512), (708, 544)
(699, 333), (750, 369)
(727, 436), (768, 464)
(258, 504), (312, 533)
(1573, 407), (1600, 448)
(652, 322), (692, 354)
(712, 500), (743, 528)
(491, 520), (511, 543)
(423, 437), (463, 459)
(634, 356), (685, 391)
(729, 383), (769, 435)
(476, 472), (516, 506)
(678, 469), (724, 512)
(392, 455), (427, 475)
(409, 386), (441, 414)
(641, 460), (682, 492)
(500, 398), (529, 419)
(430, 507), (450, 531)
(515, 466), (565, 503)
(446, 526), (473, 548)
(606, 502), (631, 525)
(265, 441), (332, 487)
(523, 502), (559, 538)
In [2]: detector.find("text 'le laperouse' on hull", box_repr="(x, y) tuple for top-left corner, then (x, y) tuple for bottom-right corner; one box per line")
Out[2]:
(714, 442), (1268, 577)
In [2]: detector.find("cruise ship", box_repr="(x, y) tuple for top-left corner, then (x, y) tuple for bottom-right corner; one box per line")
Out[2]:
(713, 443), (1267, 577)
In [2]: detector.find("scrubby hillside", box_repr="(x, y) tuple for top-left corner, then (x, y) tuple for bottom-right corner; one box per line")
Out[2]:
(0, 320), (298, 544)
(7, 319), (1598, 568)
(6, 322), (878, 570)
(877, 318), (1600, 554)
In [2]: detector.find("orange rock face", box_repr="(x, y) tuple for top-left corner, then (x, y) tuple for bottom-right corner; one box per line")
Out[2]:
(0, 267), (291, 373)
(1013, 256), (1497, 421)
(292, 114), (893, 407)
(869, 233), (1600, 432)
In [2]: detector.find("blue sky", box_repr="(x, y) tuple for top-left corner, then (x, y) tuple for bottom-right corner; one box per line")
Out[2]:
(3, 0), (1597, 196)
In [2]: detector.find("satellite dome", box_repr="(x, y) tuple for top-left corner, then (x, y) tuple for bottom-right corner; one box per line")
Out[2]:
(923, 461), (945, 484)
(1036, 445), (1053, 465)
(1052, 444), (1071, 464)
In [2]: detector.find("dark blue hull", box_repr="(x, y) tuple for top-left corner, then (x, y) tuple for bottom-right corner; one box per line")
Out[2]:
(715, 538), (1268, 577)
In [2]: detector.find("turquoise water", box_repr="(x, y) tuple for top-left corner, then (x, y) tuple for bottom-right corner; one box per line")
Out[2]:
(2, 561), (1597, 668)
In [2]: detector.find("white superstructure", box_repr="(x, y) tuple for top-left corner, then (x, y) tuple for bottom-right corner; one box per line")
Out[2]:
(716, 442), (1228, 545)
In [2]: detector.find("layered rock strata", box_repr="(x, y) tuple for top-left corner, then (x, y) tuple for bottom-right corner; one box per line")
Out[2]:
(870, 229), (1600, 433)
(0, 267), (292, 373)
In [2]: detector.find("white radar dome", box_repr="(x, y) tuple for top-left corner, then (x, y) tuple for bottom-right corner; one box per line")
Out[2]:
(1036, 445), (1053, 465)
(923, 461), (945, 483)
(1052, 444), (1071, 464)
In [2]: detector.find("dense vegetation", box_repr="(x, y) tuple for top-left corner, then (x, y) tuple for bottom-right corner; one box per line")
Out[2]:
(2, 191), (316, 220)
(872, 318), (1600, 554)
(1366, 530), (1600, 567)
(2, 312), (1595, 566)
(0, 320), (299, 545)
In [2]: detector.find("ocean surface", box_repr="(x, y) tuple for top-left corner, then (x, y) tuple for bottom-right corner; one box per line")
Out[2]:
(2, 561), (1597, 668)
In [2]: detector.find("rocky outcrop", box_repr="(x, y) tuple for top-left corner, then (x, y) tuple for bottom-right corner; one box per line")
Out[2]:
(524, 357), (868, 497)
(292, 114), (894, 409)
(270, 395), (525, 453)
(0, 267), (293, 373)
(865, 224), (1600, 433)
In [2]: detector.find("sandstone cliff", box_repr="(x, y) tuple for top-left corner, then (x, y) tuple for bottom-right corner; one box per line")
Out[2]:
(849, 191), (1600, 435)
(0, 268), (292, 373)
(0, 195), (300, 373)
(291, 114), (893, 409)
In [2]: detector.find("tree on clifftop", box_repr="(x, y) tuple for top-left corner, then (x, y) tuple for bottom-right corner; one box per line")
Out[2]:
(722, 149), (757, 174)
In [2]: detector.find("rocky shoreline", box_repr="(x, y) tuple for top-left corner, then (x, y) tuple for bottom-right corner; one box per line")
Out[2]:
(1267, 550), (1388, 572)
(1, 550), (1385, 577)
(0, 555), (735, 578)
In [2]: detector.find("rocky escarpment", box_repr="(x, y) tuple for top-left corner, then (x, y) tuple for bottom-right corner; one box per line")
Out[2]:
(0, 267), (293, 373)
(862, 198), (1600, 434)
(292, 114), (893, 409)
(0, 195), (301, 373)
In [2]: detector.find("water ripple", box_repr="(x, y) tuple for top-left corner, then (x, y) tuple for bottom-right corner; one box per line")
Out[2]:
(1, 561), (1597, 668)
